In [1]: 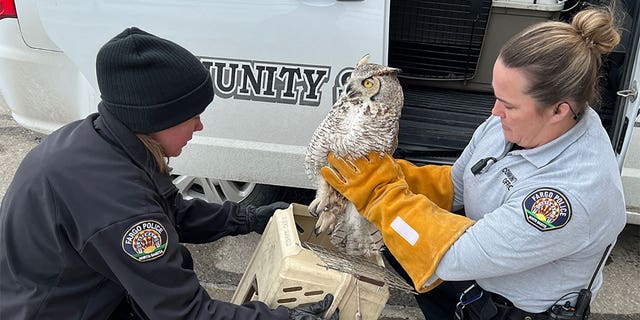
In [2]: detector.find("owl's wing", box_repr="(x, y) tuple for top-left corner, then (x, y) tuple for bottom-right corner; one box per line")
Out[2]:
(304, 121), (331, 181)
(304, 95), (354, 181)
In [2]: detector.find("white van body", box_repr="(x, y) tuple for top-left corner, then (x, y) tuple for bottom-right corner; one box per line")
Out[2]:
(1, 0), (639, 222)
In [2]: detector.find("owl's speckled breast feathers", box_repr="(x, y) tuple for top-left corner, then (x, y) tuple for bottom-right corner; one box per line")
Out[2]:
(304, 55), (403, 256)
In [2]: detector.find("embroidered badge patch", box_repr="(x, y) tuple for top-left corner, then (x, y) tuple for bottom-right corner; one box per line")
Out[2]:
(522, 188), (572, 231)
(122, 220), (168, 262)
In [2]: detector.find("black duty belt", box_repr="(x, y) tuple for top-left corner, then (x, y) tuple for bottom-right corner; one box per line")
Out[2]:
(454, 283), (549, 320)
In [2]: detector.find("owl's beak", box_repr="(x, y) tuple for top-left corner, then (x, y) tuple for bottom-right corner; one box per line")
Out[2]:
(345, 84), (361, 98)
(347, 89), (361, 98)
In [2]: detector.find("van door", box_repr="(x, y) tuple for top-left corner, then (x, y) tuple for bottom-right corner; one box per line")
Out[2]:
(613, 10), (640, 169)
(30, 0), (388, 189)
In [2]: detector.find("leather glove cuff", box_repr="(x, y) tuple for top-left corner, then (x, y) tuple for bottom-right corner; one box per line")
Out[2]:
(395, 159), (454, 210)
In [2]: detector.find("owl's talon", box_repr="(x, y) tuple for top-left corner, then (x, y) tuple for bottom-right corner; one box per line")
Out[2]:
(309, 197), (331, 217)
(314, 210), (337, 235)
(308, 199), (320, 217)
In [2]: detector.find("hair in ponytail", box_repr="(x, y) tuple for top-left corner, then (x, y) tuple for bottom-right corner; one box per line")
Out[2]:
(136, 134), (172, 174)
(498, 6), (621, 112)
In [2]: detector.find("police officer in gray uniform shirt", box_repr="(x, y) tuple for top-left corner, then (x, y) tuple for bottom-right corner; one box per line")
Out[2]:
(439, 107), (626, 313)
(0, 27), (338, 320)
(318, 6), (626, 320)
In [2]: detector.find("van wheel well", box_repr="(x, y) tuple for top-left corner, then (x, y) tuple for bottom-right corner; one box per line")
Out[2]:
(171, 175), (315, 207)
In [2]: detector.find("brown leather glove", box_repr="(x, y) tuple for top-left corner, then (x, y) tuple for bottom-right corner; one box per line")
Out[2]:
(321, 152), (474, 292)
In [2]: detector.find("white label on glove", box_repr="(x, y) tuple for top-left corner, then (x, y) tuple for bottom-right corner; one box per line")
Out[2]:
(390, 216), (418, 245)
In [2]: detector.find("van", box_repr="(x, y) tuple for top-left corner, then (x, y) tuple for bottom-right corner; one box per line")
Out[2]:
(1, 0), (638, 223)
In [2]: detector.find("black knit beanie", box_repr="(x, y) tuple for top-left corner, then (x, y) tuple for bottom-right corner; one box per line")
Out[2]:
(96, 27), (213, 133)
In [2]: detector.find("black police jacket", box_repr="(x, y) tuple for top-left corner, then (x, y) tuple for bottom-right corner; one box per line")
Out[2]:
(0, 105), (288, 320)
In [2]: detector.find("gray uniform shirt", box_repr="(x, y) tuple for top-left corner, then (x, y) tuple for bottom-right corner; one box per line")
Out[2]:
(435, 108), (626, 312)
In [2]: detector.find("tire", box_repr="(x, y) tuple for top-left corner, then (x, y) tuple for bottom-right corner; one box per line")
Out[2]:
(171, 175), (313, 207)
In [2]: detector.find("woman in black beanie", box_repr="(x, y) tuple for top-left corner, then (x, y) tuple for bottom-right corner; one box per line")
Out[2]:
(0, 27), (337, 320)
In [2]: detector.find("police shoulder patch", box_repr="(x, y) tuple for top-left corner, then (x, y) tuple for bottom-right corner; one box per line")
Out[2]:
(122, 220), (168, 262)
(522, 187), (572, 231)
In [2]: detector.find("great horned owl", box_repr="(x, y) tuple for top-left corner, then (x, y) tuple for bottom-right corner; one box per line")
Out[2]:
(305, 55), (403, 256)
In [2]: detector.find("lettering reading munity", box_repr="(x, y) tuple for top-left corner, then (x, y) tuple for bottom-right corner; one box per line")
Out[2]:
(201, 57), (331, 107)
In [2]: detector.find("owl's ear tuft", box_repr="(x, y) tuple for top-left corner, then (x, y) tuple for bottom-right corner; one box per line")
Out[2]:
(382, 66), (401, 75)
(357, 54), (370, 66)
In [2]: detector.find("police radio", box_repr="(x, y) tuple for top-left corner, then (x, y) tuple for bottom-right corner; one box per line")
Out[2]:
(548, 244), (611, 320)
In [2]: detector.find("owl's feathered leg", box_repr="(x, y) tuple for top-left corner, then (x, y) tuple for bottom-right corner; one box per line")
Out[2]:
(314, 207), (339, 236)
(309, 178), (347, 235)
(315, 191), (348, 235)
(308, 178), (332, 217)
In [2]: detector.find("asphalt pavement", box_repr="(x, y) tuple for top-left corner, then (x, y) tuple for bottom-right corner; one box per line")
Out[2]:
(0, 100), (638, 319)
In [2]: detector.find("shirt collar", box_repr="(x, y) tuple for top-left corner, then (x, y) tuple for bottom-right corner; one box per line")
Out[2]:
(510, 107), (594, 168)
(96, 102), (177, 194)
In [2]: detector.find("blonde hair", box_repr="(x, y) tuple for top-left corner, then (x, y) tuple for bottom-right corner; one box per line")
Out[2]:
(136, 134), (172, 174)
(498, 6), (621, 112)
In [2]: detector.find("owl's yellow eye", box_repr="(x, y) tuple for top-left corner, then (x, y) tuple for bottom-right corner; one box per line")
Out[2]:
(362, 78), (374, 88)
